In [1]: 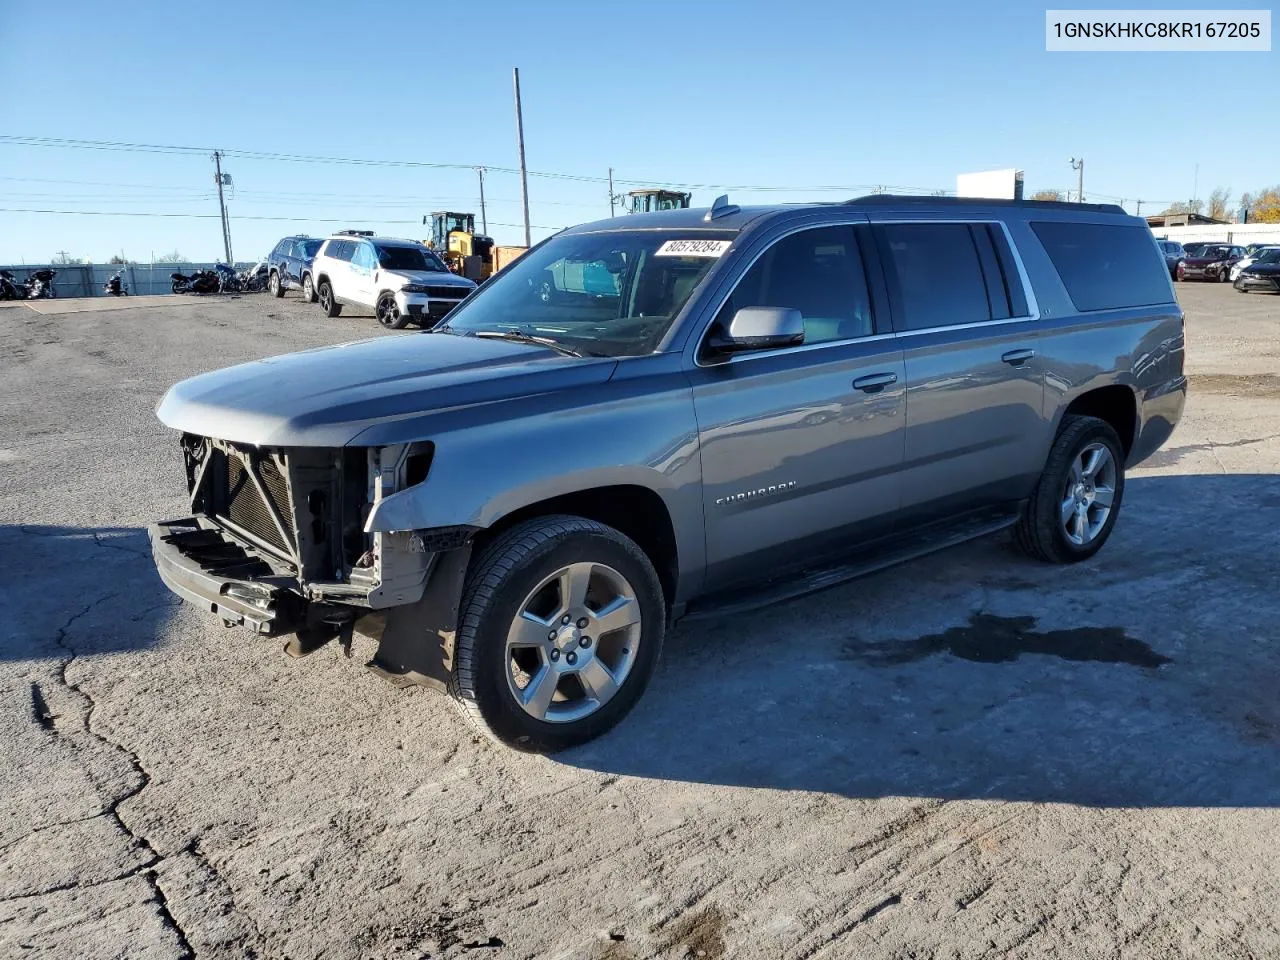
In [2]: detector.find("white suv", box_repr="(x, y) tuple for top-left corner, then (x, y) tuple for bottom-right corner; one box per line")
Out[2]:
(311, 232), (478, 328)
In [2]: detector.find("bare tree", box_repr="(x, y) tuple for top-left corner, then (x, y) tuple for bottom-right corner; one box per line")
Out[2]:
(1207, 187), (1232, 221)
(50, 251), (84, 264)
(155, 250), (187, 264)
(1161, 199), (1205, 216)
(1030, 190), (1065, 202)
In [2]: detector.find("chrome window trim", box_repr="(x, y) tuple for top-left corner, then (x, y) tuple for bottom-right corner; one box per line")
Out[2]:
(690, 216), (1042, 368)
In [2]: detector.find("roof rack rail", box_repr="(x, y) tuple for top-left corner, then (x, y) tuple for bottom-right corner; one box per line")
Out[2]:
(844, 194), (1127, 215)
(337, 229), (376, 237)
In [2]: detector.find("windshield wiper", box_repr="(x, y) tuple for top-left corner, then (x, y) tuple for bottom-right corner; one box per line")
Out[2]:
(472, 330), (584, 358)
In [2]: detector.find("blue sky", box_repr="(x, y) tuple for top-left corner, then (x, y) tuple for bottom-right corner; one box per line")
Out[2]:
(0, 0), (1274, 263)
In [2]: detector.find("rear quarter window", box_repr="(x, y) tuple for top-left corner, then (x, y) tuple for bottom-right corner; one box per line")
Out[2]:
(1031, 221), (1171, 312)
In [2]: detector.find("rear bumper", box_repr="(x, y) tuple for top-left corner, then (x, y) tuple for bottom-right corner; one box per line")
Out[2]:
(150, 518), (326, 636)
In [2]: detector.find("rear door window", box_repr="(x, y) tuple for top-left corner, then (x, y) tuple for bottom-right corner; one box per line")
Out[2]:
(1031, 221), (1171, 312)
(875, 223), (993, 331)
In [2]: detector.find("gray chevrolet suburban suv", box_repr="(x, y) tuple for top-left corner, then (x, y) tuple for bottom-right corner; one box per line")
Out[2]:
(149, 195), (1186, 751)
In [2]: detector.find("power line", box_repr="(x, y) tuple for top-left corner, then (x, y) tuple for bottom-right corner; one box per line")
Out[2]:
(0, 134), (945, 194)
(0, 207), (564, 229)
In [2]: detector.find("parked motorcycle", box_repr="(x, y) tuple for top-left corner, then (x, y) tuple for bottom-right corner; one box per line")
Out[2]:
(239, 260), (269, 292)
(103, 269), (129, 297)
(214, 262), (241, 293)
(0, 269), (22, 300)
(25, 269), (56, 299)
(171, 270), (219, 295)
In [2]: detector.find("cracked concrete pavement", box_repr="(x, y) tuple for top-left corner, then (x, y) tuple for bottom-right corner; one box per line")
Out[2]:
(1, 286), (1278, 958)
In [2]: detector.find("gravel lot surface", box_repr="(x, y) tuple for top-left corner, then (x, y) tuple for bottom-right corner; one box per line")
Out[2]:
(2, 284), (1278, 959)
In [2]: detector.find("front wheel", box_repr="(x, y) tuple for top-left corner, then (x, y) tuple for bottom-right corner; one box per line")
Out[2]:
(450, 515), (665, 752)
(318, 280), (341, 317)
(1014, 415), (1125, 563)
(302, 273), (317, 303)
(269, 271), (284, 297)
(375, 292), (409, 329)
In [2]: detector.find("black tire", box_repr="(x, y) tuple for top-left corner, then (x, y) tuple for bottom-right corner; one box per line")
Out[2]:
(376, 292), (409, 329)
(1014, 415), (1126, 564)
(270, 271), (284, 297)
(318, 280), (341, 317)
(450, 515), (666, 752)
(171, 281), (183, 294)
(302, 273), (317, 303)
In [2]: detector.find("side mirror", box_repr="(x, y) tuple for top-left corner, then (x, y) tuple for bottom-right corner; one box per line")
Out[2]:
(712, 307), (805, 353)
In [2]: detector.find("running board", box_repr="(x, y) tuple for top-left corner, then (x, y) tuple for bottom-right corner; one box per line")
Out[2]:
(681, 507), (1020, 622)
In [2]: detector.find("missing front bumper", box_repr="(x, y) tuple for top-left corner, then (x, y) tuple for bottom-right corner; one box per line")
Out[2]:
(149, 518), (343, 636)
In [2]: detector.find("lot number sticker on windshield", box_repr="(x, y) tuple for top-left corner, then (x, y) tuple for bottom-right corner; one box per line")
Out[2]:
(654, 239), (732, 258)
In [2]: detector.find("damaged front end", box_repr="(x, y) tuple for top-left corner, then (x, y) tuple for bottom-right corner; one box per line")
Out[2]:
(149, 434), (473, 659)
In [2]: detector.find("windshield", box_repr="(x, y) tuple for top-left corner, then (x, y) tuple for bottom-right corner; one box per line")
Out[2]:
(1202, 246), (1231, 259)
(1255, 249), (1280, 264)
(377, 244), (447, 272)
(436, 229), (736, 357)
(300, 239), (322, 258)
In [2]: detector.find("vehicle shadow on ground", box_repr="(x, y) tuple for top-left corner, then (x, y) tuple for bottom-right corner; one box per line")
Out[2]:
(562, 474), (1280, 808)
(0, 524), (176, 661)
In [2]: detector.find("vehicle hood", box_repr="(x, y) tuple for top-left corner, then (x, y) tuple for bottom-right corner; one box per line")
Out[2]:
(378, 269), (475, 290)
(1244, 262), (1280, 275)
(156, 332), (617, 447)
(1184, 254), (1234, 266)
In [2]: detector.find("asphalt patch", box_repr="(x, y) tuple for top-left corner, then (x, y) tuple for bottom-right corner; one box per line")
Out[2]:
(841, 613), (1172, 668)
(654, 906), (726, 960)
(1192, 373), (1280, 399)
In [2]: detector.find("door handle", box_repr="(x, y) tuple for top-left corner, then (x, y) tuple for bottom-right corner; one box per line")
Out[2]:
(852, 372), (899, 393)
(1001, 348), (1036, 366)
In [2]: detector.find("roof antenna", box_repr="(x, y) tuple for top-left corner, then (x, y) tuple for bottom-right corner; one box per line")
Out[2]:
(705, 194), (740, 221)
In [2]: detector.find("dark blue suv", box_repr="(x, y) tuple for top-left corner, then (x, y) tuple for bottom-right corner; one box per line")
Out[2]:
(267, 235), (324, 301)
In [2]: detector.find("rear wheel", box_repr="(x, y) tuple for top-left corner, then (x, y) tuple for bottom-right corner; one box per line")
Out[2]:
(450, 515), (665, 752)
(269, 271), (284, 297)
(376, 292), (409, 329)
(1014, 415), (1126, 564)
(318, 280), (341, 317)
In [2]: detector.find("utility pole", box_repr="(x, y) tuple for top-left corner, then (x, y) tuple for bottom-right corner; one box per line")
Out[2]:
(475, 167), (488, 236)
(1069, 157), (1084, 203)
(512, 67), (531, 247)
(212, 150), (233, 264)
(1192, 164), (1199, 208)
(1136, 200), (1143, 216)
(608, 167), (615, 217)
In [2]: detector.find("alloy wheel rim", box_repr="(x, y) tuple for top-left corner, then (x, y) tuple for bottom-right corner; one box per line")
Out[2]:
(504, 561), (643, 724)
(377, 297), (398, 326)
(1060, 442), (1117, 546)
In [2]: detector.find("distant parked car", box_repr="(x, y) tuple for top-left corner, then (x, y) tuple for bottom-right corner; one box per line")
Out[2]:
(1234, 248), (1280, 294)
(310, 232), (477, 327)
(1229, 245), (1280, 281)
(1177, 243), (1246, 282)
(1155, 240), (1185, 280)
(267, 235), (324, 301)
